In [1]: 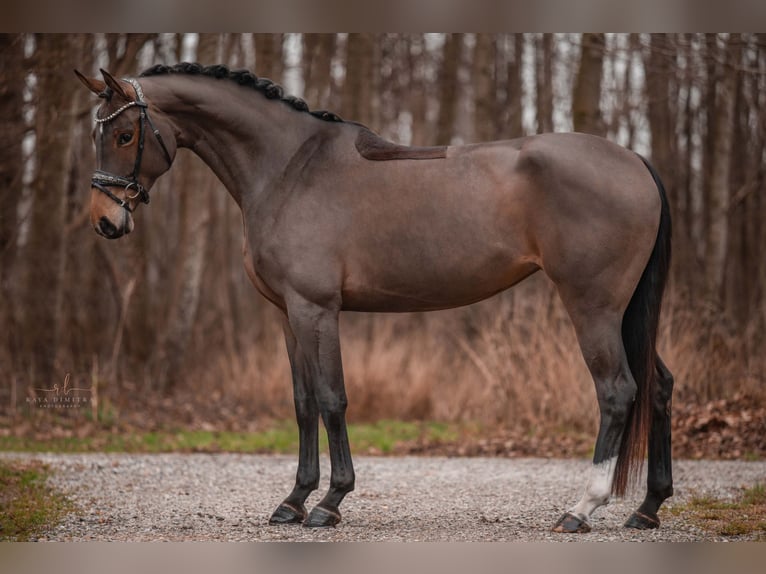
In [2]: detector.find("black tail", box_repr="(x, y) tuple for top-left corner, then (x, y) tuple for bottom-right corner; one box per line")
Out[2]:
(612, 156), (672, 496)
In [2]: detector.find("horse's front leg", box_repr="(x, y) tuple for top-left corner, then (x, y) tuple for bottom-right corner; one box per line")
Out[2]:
(284, 293), (354, 528)
(269, 316), (320, 524)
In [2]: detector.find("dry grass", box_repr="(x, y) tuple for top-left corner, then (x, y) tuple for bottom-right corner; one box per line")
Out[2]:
(667, 484), (766, 539)
(184, 275), (599, 433)
(6, 274), (763, 439)
(659, 301), (766, 403)
(163, 272), (765, 438)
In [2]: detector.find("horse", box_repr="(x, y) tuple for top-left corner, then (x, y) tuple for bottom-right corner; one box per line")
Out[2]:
(75, 63), (674, 533)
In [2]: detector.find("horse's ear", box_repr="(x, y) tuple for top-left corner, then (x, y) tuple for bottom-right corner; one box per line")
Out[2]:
(74, 69), (106, 96)
(99, 68), (131, 101)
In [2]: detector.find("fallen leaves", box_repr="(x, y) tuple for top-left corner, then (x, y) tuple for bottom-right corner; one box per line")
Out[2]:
(673, 393), (766, 460)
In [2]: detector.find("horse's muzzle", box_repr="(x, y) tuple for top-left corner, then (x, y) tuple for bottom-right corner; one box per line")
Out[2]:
(96, 215), (130, 239)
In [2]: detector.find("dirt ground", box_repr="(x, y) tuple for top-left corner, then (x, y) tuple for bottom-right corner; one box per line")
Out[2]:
(7, 453), (765, 542)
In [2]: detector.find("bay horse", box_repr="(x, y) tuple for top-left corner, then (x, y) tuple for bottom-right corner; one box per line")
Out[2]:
(75, 63), (673, 533)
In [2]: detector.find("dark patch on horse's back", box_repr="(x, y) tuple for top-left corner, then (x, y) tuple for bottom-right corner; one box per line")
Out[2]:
(355, 128), (447, 161)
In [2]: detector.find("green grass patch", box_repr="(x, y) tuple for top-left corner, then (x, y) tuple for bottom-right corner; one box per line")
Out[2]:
(0, 420), (461, 455)
(0, 460), (73, 541)
(742, 483), (766, 506)
(347, 420), (458, 454)
(667, 484), (766, 539)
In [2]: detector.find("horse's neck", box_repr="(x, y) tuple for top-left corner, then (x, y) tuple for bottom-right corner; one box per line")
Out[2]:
(146, 77), (321, 207)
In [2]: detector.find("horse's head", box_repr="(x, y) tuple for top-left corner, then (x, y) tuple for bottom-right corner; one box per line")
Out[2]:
(75, 68), (176, 239)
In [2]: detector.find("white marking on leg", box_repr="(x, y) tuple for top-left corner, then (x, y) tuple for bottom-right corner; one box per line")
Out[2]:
(568, 456), (617, 524)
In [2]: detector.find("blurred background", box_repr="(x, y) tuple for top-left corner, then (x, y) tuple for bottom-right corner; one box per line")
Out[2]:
(0, 34), (763, 449)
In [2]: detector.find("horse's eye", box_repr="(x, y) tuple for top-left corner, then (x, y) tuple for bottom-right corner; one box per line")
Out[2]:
(118, 132), (133, 146)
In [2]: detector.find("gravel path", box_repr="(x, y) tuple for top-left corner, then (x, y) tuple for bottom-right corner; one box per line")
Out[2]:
(6, 453), (766, 541)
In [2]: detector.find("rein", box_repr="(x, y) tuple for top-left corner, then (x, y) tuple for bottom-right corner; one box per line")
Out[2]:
(92, 78), (172, 213)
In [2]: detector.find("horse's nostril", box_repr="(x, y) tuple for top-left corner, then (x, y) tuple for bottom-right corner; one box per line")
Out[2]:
(98, 216), (118, 238)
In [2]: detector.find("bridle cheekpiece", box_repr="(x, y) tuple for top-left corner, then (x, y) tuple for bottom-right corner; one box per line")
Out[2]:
(92, 78), (172, 213)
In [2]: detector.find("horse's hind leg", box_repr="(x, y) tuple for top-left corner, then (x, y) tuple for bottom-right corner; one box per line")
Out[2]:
(269, 317), (320, 524)
(552, 309), (637, 533)
(625, 355), (674, 529)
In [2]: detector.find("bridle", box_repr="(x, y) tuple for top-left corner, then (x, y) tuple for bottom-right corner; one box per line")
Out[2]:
(92, 78), (172, 213)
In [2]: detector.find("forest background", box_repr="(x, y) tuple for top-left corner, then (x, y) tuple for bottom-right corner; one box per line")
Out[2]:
(1, 34), (763, 456)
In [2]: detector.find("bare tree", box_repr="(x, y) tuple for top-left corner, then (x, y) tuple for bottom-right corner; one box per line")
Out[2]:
(535, 34), (554, 133)
(254, 34), (284, 82)
(472, 34), (496, 142)
(705, 34), (740, 306)
(435, 33), (464, 145)
(153, 34), (219, 392)
(646, 35), (676, 211)
(505, 34), (525, 138)
(20, 34), (85, 383)
(302, 34), (336, 109)
(341, 33), (377, 128)
(0, 34), (27, 353)
(572, 33), (606, 136)
(405, 34), (431, 146)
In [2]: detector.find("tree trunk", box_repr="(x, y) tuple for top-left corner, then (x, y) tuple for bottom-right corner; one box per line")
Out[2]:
(535, 33), (554, 133)
(571, 33), (606, 136)
(0, 34), (27, 362)
(254, 33), (284, 82)
(645, 35), (675, 210)
(677, 34), (696, 295)
(700, 34), (720, 263)
(105, 34), (153, 76)
(505, 34), (524, 137)
(341, 33), (377, 128)
(472, 34), (496, 142)
(705, 34), (740, 306)
(302, 33), (336, 109)
(20, 34), (80, 383)
(435, 33), (464, 145)
(725, 38), (748, 325)
(153, 34), (218, 392)
(753, 34), (766, 340)
(647, 34), (692, 302)
(619, 34), (641, 149)
(406, 35), (430, 146)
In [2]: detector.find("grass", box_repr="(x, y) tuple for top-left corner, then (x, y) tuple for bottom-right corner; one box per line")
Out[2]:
(0, 460), (73, 541)
(0, 420), (461, 455)
(667, 484), (766, 539)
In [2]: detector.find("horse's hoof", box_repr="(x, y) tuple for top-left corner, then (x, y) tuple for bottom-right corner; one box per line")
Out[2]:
(551, 512), (591, 533)
(268, 502), (307, 525)
(624, 511), (660, 530)
(303, 505), (341, 528)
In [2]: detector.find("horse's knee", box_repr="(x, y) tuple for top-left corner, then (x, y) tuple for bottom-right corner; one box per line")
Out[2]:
(315, 387), (348, 417)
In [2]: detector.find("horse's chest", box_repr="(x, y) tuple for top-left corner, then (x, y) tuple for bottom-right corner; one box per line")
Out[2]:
(242, 238), (286, 310)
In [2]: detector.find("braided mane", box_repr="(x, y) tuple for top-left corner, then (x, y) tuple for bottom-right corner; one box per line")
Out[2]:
(139, 62), (344, 123)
